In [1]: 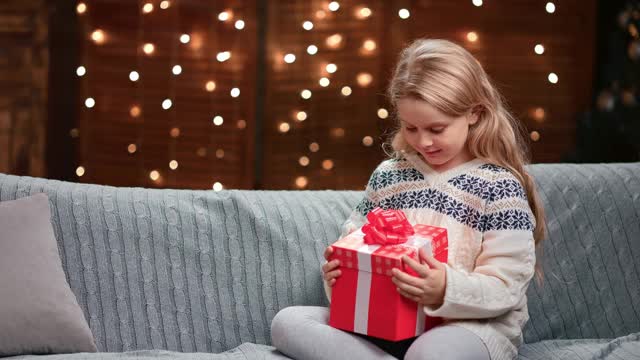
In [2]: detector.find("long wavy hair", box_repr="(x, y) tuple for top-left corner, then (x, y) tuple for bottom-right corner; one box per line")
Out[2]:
(385, 39), (546, 272)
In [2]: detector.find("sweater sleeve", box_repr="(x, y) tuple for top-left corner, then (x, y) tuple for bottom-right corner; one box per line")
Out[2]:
(323, 168), (381, 303)
(423, 172), (536, 319)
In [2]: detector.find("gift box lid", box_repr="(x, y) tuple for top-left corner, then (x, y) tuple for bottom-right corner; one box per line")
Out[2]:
(331, 224), (448, 276)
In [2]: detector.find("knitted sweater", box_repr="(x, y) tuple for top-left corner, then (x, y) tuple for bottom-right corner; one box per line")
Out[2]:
(324, 152), (536, 360)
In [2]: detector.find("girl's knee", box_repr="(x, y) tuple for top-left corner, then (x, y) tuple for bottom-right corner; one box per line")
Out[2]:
(404, 343), (433, 360)
(405, 344), (471, 360)
(270, 306), (328, 346)
(403, 326), (489, 360)
(271, 307), (298, 345)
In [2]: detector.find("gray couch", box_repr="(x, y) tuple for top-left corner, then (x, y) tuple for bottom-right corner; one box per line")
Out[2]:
(1, 162), (639, 359)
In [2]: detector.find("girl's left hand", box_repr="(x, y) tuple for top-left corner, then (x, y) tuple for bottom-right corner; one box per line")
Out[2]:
(391, 248), (447, 306)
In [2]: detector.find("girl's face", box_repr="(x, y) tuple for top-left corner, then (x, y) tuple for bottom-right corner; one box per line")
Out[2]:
(397, 97), (478, 173)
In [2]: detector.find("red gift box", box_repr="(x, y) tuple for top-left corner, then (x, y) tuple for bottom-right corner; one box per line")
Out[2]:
(328, 208), (448, 341)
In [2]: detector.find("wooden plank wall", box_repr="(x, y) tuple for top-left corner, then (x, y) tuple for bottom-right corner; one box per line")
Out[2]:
(76, 0), (256, 189)
(262, 0), (596, 189)
(0, 0), (48, 177)
(73, 0), (596, 190)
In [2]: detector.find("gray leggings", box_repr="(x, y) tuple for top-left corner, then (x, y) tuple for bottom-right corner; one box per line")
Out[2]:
(271, 306), (491, 360)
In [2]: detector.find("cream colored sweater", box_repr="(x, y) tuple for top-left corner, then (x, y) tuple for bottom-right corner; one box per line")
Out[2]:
(324, 153), (536, 360)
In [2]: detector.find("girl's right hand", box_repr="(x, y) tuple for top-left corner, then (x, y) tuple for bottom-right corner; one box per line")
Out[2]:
(322, 246), (341, 287)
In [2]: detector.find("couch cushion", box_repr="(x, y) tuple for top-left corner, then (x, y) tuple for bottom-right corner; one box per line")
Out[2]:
(517, 332), (640, 359)
(0, 194), (97, 356)
(4, 343), (290, 359)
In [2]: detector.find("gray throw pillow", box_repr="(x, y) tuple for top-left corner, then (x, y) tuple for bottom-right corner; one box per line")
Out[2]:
(0, 193), (97, 356)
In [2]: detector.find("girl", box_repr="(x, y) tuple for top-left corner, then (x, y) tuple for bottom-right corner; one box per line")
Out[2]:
(271, 38), (545, 360)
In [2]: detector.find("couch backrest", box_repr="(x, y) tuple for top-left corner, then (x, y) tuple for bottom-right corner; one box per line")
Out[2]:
(0, 174), (358, 353)
(1, 163), (639, 352)
(523, 163), (640, 343)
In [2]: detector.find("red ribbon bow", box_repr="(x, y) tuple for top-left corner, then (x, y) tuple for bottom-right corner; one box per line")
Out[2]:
(362, 207), (415, 245)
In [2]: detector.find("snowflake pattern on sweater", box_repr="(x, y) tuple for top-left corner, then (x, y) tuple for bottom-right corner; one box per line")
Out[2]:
(355, 160), (534, 233)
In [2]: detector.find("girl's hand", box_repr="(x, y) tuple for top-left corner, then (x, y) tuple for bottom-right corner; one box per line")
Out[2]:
(391, 248), (447, 306)
(322, 246), (341, 287)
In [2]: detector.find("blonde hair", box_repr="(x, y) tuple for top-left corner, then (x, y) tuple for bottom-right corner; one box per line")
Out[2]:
(385, 39), (546, 260)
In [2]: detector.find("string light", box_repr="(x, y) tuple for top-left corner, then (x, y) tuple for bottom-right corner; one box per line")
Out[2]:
(172, 65), (182, 75)
(91, 29), (105, 44)
(218, 11), (231, 21)
(309, 142), (320, 152)
(467, 31), (479, 42)
(188, 33), (204, 50)
(76, 66), (86, 76)
(341, 86), (352, 96)
(356, 7), (372, 19)
(296, 111), (307, 121)
(213, 182), (223, 191)
(237, 120), (247, 129)
(472, 0), (483, 6)
(230, 88), (240, 97)
(235, 20), (245, 30)
(357, 72), (373, 87)
(295, 176), (308, 188)
(319, 77), (330, 87)
(70, 128), (80, 138)
(548, 73), (559, 84)
(362, 39), (377, 52)
(532, 107), (546, 122)
(545, 2), (555, 13)
(279, 122), (290, 133)
(377, 108), (389, 119)
(180, 34), (190, 44)
(127, 144), (137, 154)
(85, 97), (95, 108)
(326, 63), (338, 73)
(205, 80), (216, 92)
(303, 21), (314, 30)
(169, 160), (179, 170)
(328, 2), (340, 12)
(322, 159), (334, 170)
(215, 149), (225, 158)
(534, 44), (545, 55)
(398, 9), (411, 19)
(307, 45), (318, 55)
(331, 128), (345, 137)
(284, 53), (296, 63)
(129, 71), (139, 82)
(160, 1), (170, 9)
(362, 136), (374, 146)
(301, 89), (312, 99)
(76, 166), (85, 177)
(130, 105), (141, 118)
(149, 170), (160, 181)
(162, 99), (172, 110)
(213, 116), (224, 126)
(316, 10), (327, 19)
(170, 127), (180, 137)
(143, 43), (155, 55)
(530, 131), (541, 141)
(326, 34), (343, 49)
(76, 3), (87, 14)
(196, 147), (207, 157)
(142, 3), (154, 14)
(299, 156), (310, 166)
(216, 51), (231, 62)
